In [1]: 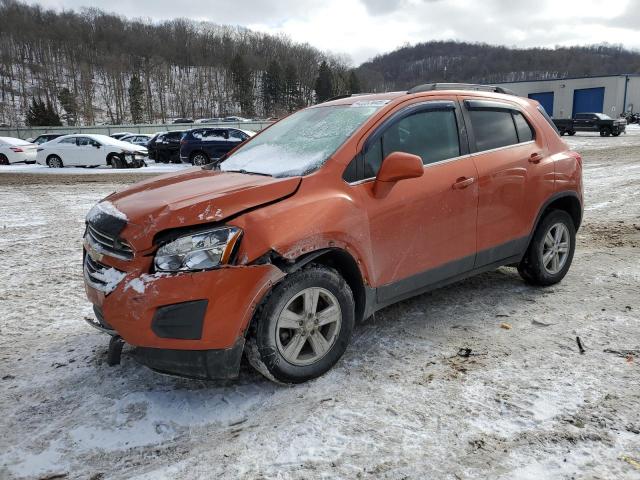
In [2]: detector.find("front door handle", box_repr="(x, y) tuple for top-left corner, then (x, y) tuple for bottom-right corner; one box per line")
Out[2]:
(452, 177), (475, 189)
(529, 152), (544, 164)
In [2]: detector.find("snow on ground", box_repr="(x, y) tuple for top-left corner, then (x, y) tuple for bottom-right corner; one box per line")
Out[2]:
(0, 131), (639, 479)
(0, 163), (190, 175)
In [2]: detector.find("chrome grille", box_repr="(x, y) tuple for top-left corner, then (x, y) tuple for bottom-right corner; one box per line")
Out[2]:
(84, 254), (126, 294)
(85, 223), (133, 260)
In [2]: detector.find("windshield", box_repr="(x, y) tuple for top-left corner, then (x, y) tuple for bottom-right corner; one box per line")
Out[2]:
(220, 104), (384, 177)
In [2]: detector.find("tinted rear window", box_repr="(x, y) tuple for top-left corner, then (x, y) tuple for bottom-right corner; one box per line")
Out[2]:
(469, 110), (518, 151)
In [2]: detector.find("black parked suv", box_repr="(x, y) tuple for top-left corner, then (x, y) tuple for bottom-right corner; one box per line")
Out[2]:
(148, 130), (186, 163)
(29, 133), (65, 145)
(179, 127), (255, 165)
(553, 113), (627, 137)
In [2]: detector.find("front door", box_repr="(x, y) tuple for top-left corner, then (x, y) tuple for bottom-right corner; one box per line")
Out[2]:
(349, 99), (478, 303)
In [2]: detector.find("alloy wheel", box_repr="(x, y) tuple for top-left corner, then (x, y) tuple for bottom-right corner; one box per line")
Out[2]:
(193, 153), (207, 166)
(275, 287), (342, 366)
(541, 222), (570, 275)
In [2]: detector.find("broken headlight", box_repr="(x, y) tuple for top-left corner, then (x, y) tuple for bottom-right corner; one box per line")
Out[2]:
(154, 227), (242, 272)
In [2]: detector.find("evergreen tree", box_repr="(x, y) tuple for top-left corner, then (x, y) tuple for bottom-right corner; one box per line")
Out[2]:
(45, 100), (61, 126)
(57, 87), (78, 126)
(314, 61), (333, 103)
(283, 62), (303, 112)
(26, 98), (60, 126)
(348, 70), (361, 94)
(128, 75), (144, 124)
(262, 60), (283, 116)
(230, 54), (255, 117)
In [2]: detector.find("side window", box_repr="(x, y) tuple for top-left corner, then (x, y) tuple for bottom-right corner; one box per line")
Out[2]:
(363, 108), (460, 178)
(512, 112), (535, 142)
(363, 137), (383, 178)
(77, 137), (91, 146)
(229, 130), (246, 141)
(468, 110), (518, 151)
(60, 137), (76, 144)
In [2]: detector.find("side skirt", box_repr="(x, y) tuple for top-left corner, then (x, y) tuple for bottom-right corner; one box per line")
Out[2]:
(367, 238), (527, 316)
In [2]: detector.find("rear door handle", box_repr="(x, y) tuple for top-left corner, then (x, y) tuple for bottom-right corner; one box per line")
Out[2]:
(452, 177), (475, 189)
(528, 152), (543, 164)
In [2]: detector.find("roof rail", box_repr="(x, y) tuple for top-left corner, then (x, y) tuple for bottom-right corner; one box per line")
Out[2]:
(407, 83), (517, 96)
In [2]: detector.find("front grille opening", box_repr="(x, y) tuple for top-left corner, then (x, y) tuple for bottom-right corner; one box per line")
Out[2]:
(84, 254), (126, 294)
(86, 223), (133, 260)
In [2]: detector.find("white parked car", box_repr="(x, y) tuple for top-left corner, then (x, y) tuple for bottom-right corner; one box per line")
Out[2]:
(36, 134), (148, 169)
(0, 137), (38, 165)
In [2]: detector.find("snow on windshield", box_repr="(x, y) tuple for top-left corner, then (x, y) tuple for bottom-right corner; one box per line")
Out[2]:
(220, 105), (381, 177)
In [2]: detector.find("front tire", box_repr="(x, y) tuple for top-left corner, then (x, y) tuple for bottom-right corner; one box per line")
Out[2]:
(518, 210), (576, 286)
(47, 155), (63, 168)
(110, 155), (126, 169)
(247, 265), (355, 384)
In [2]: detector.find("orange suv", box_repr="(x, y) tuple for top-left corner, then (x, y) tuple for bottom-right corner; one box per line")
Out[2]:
(83, 83), (583, 383)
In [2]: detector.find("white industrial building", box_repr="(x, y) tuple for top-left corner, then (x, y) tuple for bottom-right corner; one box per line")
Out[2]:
(498, 74), (640, 119)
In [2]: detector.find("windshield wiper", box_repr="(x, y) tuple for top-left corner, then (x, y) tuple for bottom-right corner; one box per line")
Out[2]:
(224, 169), (273, 177)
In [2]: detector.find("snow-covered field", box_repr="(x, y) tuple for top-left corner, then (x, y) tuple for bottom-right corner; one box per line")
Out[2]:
(0, 130), (639, 479)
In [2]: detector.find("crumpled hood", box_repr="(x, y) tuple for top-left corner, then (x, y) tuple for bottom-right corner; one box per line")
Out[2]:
(103, 167), (300, 251)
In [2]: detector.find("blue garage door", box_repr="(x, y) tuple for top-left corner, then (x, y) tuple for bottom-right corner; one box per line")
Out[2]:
(572, 87), (605, 116)
(528, 92), (554, 117)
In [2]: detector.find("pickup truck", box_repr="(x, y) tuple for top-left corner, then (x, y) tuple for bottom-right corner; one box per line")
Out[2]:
(553, 113), (627, 137)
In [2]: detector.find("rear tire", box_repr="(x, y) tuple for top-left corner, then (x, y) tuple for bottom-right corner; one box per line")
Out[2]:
(190, 151), (210, 166)
(246, 265), (355, 384)
(568, 130), (576, 136)
(518, 210), (576, 286)
(600, 128), (611, 137)
(612, 131), (621, 137)
(0, 154), (9, 165)
(47, 155), (63, 168)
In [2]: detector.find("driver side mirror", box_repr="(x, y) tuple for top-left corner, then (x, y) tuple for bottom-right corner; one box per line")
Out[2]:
(373, 151), (424, 198)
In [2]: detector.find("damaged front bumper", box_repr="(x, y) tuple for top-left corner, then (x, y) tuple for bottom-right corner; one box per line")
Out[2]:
(83, 248), (284, 379)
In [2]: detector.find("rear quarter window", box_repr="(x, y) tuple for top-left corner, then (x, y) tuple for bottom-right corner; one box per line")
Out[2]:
(469, 110), (518, 151)
(513, 112), (535, 142)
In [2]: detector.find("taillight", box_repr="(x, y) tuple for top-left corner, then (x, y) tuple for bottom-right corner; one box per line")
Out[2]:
(10, 147), (23, 152)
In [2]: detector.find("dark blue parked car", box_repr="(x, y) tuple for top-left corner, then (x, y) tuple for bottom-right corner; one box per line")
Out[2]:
(179, 127), (255, 165)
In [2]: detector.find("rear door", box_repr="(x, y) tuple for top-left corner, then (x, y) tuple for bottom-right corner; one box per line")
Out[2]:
(461, 97), (555, 266)
(54, 136), (78, 164)
(347, 98), (478, 301)
(75, 136), (99, 166)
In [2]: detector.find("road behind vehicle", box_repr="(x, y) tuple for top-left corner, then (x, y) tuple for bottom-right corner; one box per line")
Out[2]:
(194, 118), (224, 124)
(554, 112), (626, 136)
(147, 130), (186, 163)
(36, 134), (147, 168)
(82, 83), (583, 385)
(179, 127), (255, 165)
(0, 137), (37, 164)
(223, 116), (251, 122)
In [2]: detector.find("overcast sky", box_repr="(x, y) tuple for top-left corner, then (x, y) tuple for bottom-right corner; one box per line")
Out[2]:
(26, 0), (640, 65)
